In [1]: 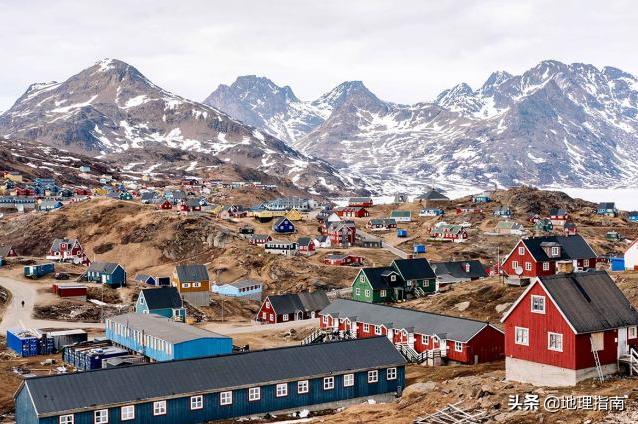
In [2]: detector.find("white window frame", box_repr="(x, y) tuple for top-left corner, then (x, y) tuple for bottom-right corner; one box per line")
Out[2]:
(355, 287), (361, 295)
(193, 282), (201, 288)
(422, 334), (430, 344)
(322, 315), (328, 324)
(551, 246), (560, 257)
(94, 410), (108, 424)
(153, 400), (166, 416)
(248, 387), (261, 401)
(525, 262), (532, 271)
(390, 274), (396, 282)
(548, 332), (563, 352)
(120, 405), (135, 421)
(387, 367), (397, 380)
(190, 395), (203, 410)
(265, 300), (271, 308)
(515, 327), (529, 346)
(512, 260), (519, 270)
(583, 259), (589, 267)
(518, 246), (525, 255)
(363, 323), (370, 332)
(182, 283), (191, 289)
(368, 370), (379, 383)
(380, 289), (387, 297)
(531, 295), (546, 314)
(375, 325), (382, 335)
(297, 380), (309, 394)
(220, 391), (233, 406)
(60, 415), (74, 424)
(343, 373), (355, 387)
(542, 262), (550, 271)
(282, 314), (289, 322)
(323, 376), (335, 390)
(454, 341), (463, 352)
(364, 289), (371, 298)
(276, 383), (288, 397)
(629, 326), (638, 339)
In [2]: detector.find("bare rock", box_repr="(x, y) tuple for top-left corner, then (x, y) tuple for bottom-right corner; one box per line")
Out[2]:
(495, 302), (512, 314)
(455, 301), (470, 312)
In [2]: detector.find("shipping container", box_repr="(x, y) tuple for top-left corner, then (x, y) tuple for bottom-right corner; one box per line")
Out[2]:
(103, 354), (146, 368)
(156, 276), (171, 286)
(48, 329), (88, 351)
(7, 329), (40, 357)
(611, 257), (625, 272)
(413, 244), (426, 254)
(52, 284), (88, 299)
(24, 263), (55, 278)
(397, 229), (408, 238)
(62, 340), (128, 370)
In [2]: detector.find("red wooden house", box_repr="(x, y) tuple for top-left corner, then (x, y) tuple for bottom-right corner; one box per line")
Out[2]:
(52, 283), (88, 300)
(501, 235), (597, 284)
(0, 245), (18, 258)
(324, 221), (356, 247)
(74, 188), (92, 196)
(297, 237), (316, 255)
(159, 200), (173, 210)
(319, 299), (504, 365)
(256, 291), (330, 324)
(249, 234), (272, 246)
(563, 222), (577, 236)
(324, 253), (364, 266)
(348, 197), (373, 208)
(334, 207), (369, 219)
(501, 271), (638, 386)
(15, 188), (36, 196)
(46, 238), (90, 265)
(549, 208), (569, 227)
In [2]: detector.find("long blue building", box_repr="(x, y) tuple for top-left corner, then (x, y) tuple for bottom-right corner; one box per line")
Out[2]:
(105, 313), (232, 361)
(15, 337), (405, 424)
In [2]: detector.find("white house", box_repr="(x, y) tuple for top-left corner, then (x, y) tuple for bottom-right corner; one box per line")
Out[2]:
(626, 239), (638, 271)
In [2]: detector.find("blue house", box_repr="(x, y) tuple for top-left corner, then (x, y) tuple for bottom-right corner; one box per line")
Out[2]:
(272, 216), (295, 233)
(212, 279), (263, 300)
(472, 194), (491, 203)
(136, 287), (186, 321)
(597, 202), (618, 217)
(15, 337), (405, 424)
(105, 313), (232, 362)
(627, 212), (638, 223)
(86, 262), (127, 287)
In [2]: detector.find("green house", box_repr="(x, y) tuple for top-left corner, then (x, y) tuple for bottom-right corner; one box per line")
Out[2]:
(119, 191), (133, 201)
(351, 258), (437, 303)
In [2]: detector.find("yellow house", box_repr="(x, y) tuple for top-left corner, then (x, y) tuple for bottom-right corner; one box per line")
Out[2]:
(4, 172), (23, 183)
(285, 208), (303, 221)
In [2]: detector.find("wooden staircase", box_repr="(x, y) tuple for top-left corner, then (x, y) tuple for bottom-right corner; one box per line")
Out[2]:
(397, 344), (425, 363)
(619, 347), (638, 376)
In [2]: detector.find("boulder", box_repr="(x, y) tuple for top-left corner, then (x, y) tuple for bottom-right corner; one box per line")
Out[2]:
(455, 301), (470, 311)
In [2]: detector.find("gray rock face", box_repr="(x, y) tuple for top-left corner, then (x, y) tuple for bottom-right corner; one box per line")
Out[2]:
(0, 59), (356, 194)
(204, 61), (638, 194)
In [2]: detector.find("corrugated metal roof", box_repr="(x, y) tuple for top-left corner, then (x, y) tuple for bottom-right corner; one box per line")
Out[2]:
(392, 258), (436, 281)
(23, 337), (405, 416)
(540, 271), (638, 333)
(107, 313), (227, 344)
(522, 235), (597, 261)
(87, 262), (121, 274)
(268, 291), (330, 315)
(431, 260), (487, 280)
(140, 287), (183, 310)
(175, 264), (209, 283)
(321, 299), (490, 342)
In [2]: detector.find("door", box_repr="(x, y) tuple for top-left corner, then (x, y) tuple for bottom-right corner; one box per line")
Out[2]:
(618, 328), (629, 357)
(408, 333), (415, 350)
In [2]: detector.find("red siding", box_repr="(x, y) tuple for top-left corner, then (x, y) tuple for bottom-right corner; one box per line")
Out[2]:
(256, 298), (278, 323)
(503, 241), (597, 279)
(467, 325), (505, 363)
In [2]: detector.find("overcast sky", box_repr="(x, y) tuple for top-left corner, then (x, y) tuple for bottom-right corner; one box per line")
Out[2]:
(1, 0), (637, 111)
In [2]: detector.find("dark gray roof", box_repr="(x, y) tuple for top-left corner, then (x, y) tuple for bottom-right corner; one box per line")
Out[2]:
(321, 299), (492, 342)
(539, 271), (638, 333)
(140, 287), (183, 310)
(50, 238), (78, 253)
(22, 337), (404, 416)
(598, 202), (616, 209)
(268, 291), (330, 315)
(134, 274), (154, 283)
(175, 264), (209, 282)
(87, 261), (122, 274)
(107, 313), (227, 344)
(431, 260), (488, 280)
(361, 267), (400, 289)
(521, 235), (597, 261)
(549, 208), (568, 216)
(417, 189), (449, 201)
(392, 258), (436, 281)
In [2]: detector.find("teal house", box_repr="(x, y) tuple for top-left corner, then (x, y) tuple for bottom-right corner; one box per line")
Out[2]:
(86, 262), (127, 287)
(136, 286), (186, 321)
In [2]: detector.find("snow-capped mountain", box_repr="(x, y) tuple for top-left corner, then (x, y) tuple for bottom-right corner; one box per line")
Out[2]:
(205, 61), (638, 193)
(0, 59), (359, 194)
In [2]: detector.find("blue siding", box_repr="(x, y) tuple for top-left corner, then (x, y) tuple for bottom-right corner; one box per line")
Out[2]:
(16, 387), (38, 424)
(212, 285), (262, 298)
(87, 266), (126, 287)
(30, 367), (404, 424)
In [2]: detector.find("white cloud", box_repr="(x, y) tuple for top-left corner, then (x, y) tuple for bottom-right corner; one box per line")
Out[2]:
(1, 0), (637, 111)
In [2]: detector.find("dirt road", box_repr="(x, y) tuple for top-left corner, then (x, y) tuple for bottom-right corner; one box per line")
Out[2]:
(357, 229), (409, 259)
(0, 276), (102, 334)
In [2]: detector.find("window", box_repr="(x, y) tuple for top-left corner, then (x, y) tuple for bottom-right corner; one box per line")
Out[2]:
(380, 289), (387, 297)
(94, 411), (108, 424)
(269, 314), (274, 321)
(265, 300), (271, 308)
(262, 312), (267, 319)
(360, 275), (365, 283)
(525, 262), (532, 271)
(282, 314), (289, 322)
(60, 415), (74, 424)
(512, 260), (519, 270)
(630, 327), (638, 339)
(193, 282), (201, 288)
(298, 380), (309, 394)
(248, 387), (261, 401)
(583, 259), (589, 267)
(220, 391), (233, 405)
(190, 395), (203, 410)
(390, 274), (396, 282)
(364, 289), (371, 298)
(375, 325), (382, 335)
(454, 342), (463, 352)
(276, 383), (288, 397)
(182, 283), (191, 289)
(355, 287), (361, 295)
(387, 368), (397, 380)
(322, 315), (328, 324)
(518, 247), (525, 255)
(153, 401), (166, 416)
(343, 373), (354, 387)
(514, 327), (529, 346)
(548, 332), (563, 352)
(363, 323), (370, 332)
(139, 297), (144, 304)
(542, 262), (550, 271)
(120, 406), (134, 421)
(368, 370), (378, 383)
(531, 295), (546, 313)
(422, 335), (430, 344)
(324, 376), (334, 390)
(551, 247), (560, 257)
